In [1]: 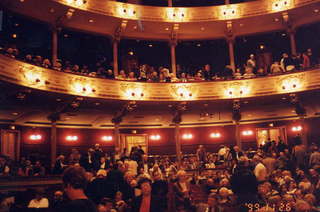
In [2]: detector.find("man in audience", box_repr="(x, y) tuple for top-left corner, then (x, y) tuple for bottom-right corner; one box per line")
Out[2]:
(61, 166), (97, 211)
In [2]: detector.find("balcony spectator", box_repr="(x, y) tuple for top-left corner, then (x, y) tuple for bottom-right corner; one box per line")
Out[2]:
(309, 147), (320, 168)
(179, 72), (188, 82)
(80, 65), (90, 74)
(127, 71), (137, 81)
(24, 54), (33, 64)
(293, 53), (303, 70)
(5, 48), (15, 58)
(42, 58), (51, 69)
(149, 71), (159, 82)
(307, 48), (316, 66)
(69, 148), (81, 165)
(246, 54), (256, 71)
(243, 66), (256, 79)
(233, 68), (242, 79)
(223, 65), (234, 80)
(161, 68), (171, 82)
(194, 71), (204, 81)
(33, 55), (42, 66)
(116, 70), (127, 80)
(72, 64), (80, 73)
(51, 190), (65, 210)
(302, 52), (311, 69)
(105, 69), (114, 79)
(53, 59), (62, 71)
(270, 61), (283, 74)
(203, 64), (212, 81)
(281, 53), (294, 72)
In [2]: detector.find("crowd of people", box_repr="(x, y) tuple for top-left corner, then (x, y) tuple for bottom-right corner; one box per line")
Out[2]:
(1, 136), (320, 211)
(1, 45), (318, 83)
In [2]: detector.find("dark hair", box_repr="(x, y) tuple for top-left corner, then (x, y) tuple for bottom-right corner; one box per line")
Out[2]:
(62, 166), (88, 190)
(138, 177), (152, 188)
(230, 169), (258, 195)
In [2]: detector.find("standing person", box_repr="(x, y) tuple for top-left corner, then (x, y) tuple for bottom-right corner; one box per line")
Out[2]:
(173, 170), (193, 211)
(203, 64), (212, 81)
(61, 166), (97, 212)
(131, 178), (166, 212)
(196, 145), (206, 169)
(93, 144), (105, 171)
(292, 136), (307, 169)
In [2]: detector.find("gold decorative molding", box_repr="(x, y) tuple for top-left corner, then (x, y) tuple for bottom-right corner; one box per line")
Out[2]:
(1, 55), (320, 101)
(54, 0), (316, 22)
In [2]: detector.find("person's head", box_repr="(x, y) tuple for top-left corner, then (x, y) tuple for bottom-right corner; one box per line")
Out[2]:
(304, 194), (316, 206)
(35, 161), (41, 167)
(138, 178), (152, 196)
(34, 188), (45, 200)
(26, 54), (32, 60)
(177, 170), (187, 182)
(100, 198), (114, 211)
(94, 143), (100, 150)
(107, 69), (113, 75)
(295, 200), (311, 212)
(97, 169), (107, 178)
(100, 157), (106, 164)
(204, 64), (210, 71)
(115, 191), (123, 201)
(153, 171), (162, 181)
(62, 166), (88, 199)
(54, 190), (63, 201)
(128, 71), (135, 78)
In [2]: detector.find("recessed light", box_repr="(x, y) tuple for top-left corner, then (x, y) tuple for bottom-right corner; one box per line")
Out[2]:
(244, 101), (249, 104)
(20, 0), (24, 2)
(200, 27), (205, 31)
(133, 25), (137, 30)
(165, 27), (169, 31)
(11, 112), (19, 116)
(282, 97), (287, 100)
(197, 43), (201, 47)
(314, 9), (319, 13)
(14, 23), (19, 27)
(239, 23), (244, 27)
(12, 34), (17, 38)
(88, 19), (94, 23)
(95, 102), (100, 106)
(56, 98), (62, 102)
(282, 33), (286, 37)
(274, 18), (279, 22)
(49, 8), (55, 13)
(64, 34), (69, 38)
(148, 44), (153, 47)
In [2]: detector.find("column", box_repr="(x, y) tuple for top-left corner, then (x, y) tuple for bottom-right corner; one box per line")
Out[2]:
(288, 29), (297, 56)
(170, 39), (177, 78)
(168, 0), (173, 6)
(50, 121), (57, 168)
(113, 39), (119, 76)
(225, 0), (230, 4)
(300, 117), (308, 146)
(227, 37), (236, 71)
(114, 123), (120, 150)
(51, 26), (58, 65)
(174, 123), (182, 168)
(235, 122), (242, 149)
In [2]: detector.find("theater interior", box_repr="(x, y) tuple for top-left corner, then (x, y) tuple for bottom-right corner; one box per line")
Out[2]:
(0, 0), (320, 211)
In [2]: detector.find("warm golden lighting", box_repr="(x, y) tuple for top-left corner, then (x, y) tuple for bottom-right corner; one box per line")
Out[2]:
(219, 5), (239, 19)
(66, 135), (78, 141)
(271, 0), (293, 12)
(171, 84), (197, 100)
(124, 87), (145, 100)
(182, 133), (193, 140)
(117, 5), (137, 19)
(166, 8), (188, 22)
(72, 82), (96, 95)
(210, 132), (221, 138)
(30, 134), (42, 140)
(292, 126), (302, 132)
(102, 136), (113, 141)
(150, 135), (161, 140)
(279, 76), (303, 92)
(225, 84), (250, 98)
(242, 130), (253, 136)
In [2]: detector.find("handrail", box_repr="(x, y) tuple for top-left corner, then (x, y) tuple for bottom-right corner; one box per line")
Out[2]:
(1, 55), (320, 101)
(53, 0), (318, 22)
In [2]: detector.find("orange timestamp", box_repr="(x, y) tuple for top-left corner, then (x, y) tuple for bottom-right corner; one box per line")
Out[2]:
(244, 203), (292, 211)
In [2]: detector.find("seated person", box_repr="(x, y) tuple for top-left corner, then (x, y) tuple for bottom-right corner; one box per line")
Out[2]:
(28, 189), (49, 208)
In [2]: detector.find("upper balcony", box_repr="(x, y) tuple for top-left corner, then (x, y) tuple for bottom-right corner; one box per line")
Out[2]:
(1, 54), (320, 102)
(2, 0), (320, 40)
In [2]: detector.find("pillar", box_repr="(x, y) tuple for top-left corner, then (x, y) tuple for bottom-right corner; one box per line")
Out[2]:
(50, 121), (57, 168)
(168, 0), (173, 6)
(114, 123), (120, 150)
(235, 122), (242, 149)
(174, 123), (182, 168)
(51, 26), (58, 65)
(227, 37), (236, 71)
(170, 39), (177, 77)
(288, 29), (297, 56)
(113, 39), (119, 76)
(225, 0), (230, 4)
(300, 117), (308, 146)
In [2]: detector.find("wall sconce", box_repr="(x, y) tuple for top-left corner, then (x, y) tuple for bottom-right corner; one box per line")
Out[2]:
(272, 0), (292, 12)
(66, 135), (78, 141)
(182, 133), (193, 140)
(292, 126), (302, 132)
(220, 5), (239, 19)
(117, 5), (137, 19)
(172, 85), (197, 100)
(29, 134), (42, 140)
(124, 88), (145, 100)
(150, 135), (161, 140)
(242, 130), (253, 136)
(73, 83), (96, 94)
(166, 8), (187, 22)
(102, 136), (113, 141)
(66, 0), (87, 6)
(279, 76), (303, 92)
(210, 132), (221, 138)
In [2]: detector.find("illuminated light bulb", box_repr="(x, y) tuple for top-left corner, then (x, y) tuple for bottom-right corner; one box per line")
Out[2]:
(282, 86), (286, 90)
(131, 92), (135, 96)
(140, 93), (144, 97)
(189, 93), (192, 97)
(180, 93), (183, 97)
(292, 84), (296, 88)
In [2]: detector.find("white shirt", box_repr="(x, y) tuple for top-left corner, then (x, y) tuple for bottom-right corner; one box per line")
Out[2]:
(28, 198), (49, 208)
(127, 160), (138, 176)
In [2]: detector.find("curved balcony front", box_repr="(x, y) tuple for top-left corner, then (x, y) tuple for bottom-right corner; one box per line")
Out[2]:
(0, 55), (319, 102)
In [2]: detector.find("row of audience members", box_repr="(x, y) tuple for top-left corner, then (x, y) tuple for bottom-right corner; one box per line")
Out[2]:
(1, 136), (320, 211)
(2, 46), (318, 83)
